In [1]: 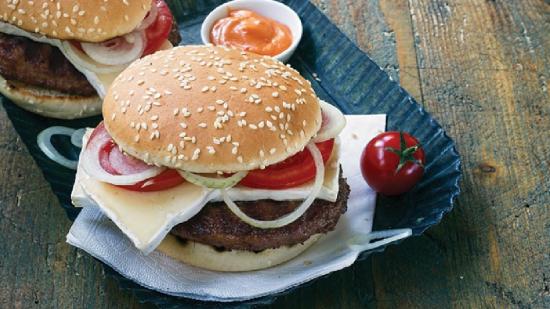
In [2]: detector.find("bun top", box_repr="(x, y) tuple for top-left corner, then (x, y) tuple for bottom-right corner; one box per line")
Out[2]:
(103, 45), (322, 173)
(0, 0), (151, 42)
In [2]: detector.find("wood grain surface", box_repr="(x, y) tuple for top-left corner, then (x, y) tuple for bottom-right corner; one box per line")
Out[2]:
(0, 0), (548, 308)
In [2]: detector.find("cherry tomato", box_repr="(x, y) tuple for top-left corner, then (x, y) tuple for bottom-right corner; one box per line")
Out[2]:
(89, 122), (184, 192)
(142, 0), (174, 55)
(239, 139), (335, 189)
(360, 131), (425, 196)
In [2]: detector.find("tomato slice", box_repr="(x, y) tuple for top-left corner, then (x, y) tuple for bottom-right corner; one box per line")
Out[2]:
(239, 139), (335, 189)
(118, 169), (184, 192)
(142, 0), (174, 55)
(89, 122), (184, 192)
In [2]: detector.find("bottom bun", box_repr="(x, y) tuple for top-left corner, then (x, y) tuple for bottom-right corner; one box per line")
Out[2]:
(0, 74), (101, 119)
(157, 234), (322, 272)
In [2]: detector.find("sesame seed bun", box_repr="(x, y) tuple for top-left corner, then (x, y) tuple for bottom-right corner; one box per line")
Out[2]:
(0, 0), (151, 43)
(0, 74), (101, 119)
(157, 234), (321, 272)
(103, 45), (322, 173)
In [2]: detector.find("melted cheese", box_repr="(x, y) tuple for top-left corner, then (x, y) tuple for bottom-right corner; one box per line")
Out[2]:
(71, 130), (341, 254)
(0, 21), (172, 98)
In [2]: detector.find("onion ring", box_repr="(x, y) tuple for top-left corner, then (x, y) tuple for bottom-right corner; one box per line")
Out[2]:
(61, 41), (126, 74)
(81, 126), (165, 185)
(313, 100), (346, 142)
(221, 143), (325, 228)
(137, 1), (159, 30)
(178, 170), (248, 189)
(80, 31), (146, 66)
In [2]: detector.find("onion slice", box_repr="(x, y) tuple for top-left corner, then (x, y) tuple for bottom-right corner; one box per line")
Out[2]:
(137, 1), (159, 30)
(81, 126), (164, 185)
(80, 31), (146, 66)
(37, 126), (80, 170)
(61, 41), (126, 74)
(314, 100), (347, 142)
(221, 143), (325, 229)
(178, 170), (248, 189)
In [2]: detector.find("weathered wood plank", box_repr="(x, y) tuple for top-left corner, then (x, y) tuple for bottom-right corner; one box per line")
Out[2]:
(370, 0), (549, 308)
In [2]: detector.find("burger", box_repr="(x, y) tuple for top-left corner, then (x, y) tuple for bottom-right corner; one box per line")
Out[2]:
(71, 45), (349, 271)
(0, 0), (181, 119)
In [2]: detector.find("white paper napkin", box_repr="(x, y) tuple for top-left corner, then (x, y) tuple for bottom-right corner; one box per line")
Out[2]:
(66, 114), (412, 302)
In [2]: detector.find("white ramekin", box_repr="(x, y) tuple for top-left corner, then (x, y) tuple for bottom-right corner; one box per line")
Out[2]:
(200, 0), (302, 63)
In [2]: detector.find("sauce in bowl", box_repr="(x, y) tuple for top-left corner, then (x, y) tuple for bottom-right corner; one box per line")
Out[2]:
(210, 9), (292, 56)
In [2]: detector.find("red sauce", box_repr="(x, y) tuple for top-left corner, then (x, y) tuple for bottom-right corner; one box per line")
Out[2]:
(210, 9), (293, 56)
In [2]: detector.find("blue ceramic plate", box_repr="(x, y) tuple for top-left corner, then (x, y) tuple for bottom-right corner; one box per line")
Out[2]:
(1, 0), (461, 306)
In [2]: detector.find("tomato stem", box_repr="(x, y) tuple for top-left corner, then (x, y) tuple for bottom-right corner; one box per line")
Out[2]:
(385, 132), (424, 173)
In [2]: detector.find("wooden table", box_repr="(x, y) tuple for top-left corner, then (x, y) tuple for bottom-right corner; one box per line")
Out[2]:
(1, 0), (548, 307)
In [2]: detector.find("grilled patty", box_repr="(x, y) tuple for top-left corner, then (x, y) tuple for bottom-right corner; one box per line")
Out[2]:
(171, 173), (350, 252)
(0, 22), (182, 96)
(0, 32), (97, 96)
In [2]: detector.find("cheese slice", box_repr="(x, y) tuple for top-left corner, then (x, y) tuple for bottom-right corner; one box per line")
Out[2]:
(71, 130), (341, 254)
(0, 21), (173, 98)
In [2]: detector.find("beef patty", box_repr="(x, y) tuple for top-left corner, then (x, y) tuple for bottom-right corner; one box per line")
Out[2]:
(0, 32), (97, 96)
(0, 22), (182, 96)
(171, 173), (350, 252)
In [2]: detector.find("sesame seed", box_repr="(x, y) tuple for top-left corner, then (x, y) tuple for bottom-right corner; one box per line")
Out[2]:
(191, 149), (201, 160)
(272, 92), (279, 98)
